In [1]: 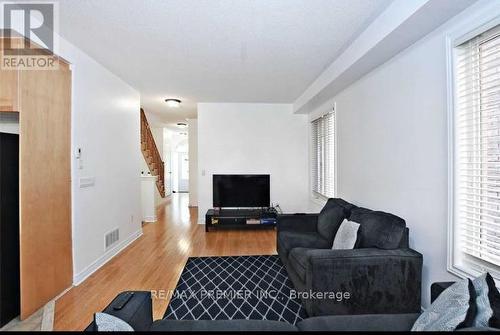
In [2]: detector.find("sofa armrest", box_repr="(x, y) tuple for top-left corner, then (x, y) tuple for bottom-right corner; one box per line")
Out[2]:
(277, 214), (318, 233)
(85, 291), (153, 331)
(303, 248), (422, 316)
(297, 313), (420, 331)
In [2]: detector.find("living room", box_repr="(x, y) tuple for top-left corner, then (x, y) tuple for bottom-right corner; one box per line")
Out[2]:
(0, 0), (499, 332)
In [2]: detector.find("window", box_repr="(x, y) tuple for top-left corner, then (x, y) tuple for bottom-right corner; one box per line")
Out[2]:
(311, 110), (335, 198)
(450, 24), (500, 278)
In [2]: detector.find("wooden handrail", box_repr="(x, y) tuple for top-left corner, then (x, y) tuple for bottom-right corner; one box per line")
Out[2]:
(140, 108), (165, 197)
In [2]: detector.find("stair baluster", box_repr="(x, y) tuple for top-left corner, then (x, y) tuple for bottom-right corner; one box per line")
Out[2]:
(140, 108), (166, 197)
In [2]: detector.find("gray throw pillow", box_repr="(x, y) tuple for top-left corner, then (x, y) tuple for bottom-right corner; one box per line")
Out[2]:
(94, 312), (134, 331)
(472, 273), (500, 328)
(332, 219), (360, 250)
(472, 273), (494, 327)
(411, 279), (476, 331)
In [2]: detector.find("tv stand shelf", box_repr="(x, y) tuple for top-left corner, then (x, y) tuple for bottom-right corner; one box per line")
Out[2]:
(205, 208), (277, 232)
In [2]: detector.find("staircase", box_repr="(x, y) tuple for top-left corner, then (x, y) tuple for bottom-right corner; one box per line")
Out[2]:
(140, 108), (166, 197)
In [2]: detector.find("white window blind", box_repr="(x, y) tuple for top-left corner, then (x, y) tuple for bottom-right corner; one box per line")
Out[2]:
(311, 111), (335, 198)
(454, 25), (500, 271)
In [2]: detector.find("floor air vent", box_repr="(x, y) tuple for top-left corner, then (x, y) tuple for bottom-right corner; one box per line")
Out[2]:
(105, 228), (119, 250)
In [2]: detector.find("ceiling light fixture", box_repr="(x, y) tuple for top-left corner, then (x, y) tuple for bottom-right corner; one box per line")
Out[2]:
(165, 98), (181, 108)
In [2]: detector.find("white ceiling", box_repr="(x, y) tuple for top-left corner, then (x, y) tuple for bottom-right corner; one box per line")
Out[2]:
(57, 0), (391, 126)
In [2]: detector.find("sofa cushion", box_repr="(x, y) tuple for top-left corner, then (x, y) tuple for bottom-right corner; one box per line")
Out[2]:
(85, 291), (153, 331)
(472, 272), (500, 329)
(278, 232), (330, 257)
(349, 208), (406, 250)
(94, 313), (134, 331)
(288, 248), (315, 282)
(412, 279), (477, 331)
(317, 198), (355, 242)
(297, 314), (420, 331)
(150, 319), (298, 331)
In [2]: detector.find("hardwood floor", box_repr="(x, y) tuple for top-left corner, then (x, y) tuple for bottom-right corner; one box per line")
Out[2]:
(53, 193), (277, 330)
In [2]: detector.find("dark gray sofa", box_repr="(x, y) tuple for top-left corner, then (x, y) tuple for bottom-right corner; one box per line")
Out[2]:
(87, 284), (499, 331)
(277, 198), (423, 316)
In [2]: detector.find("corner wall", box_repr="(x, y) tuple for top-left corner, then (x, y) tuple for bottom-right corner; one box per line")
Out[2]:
(197, 103), (310, 221)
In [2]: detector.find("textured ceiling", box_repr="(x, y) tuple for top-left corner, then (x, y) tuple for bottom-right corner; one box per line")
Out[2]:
(57, 0), (392, 126)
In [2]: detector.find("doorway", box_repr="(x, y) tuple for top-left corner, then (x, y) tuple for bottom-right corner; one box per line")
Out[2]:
(178, 152), (189, 192)
(164, 129), (189, 194)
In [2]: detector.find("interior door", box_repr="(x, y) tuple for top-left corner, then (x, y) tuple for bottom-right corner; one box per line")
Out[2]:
(165, 154), (172, 196)
(19, 64), (73, 319)
(178, 152), (189, 192)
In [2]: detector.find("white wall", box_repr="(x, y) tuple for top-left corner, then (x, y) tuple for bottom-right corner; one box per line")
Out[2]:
(198, 103), (309, 221)
(188, 118), (198, 207)
(59, 38), (143, 285)
(306, 1), (496, 307)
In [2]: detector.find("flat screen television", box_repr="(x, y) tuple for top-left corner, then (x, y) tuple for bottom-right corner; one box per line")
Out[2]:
(213, 174), (270, 208)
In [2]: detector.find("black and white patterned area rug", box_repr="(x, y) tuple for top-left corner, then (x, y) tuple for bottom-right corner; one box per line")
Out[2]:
(163, 255), (307, 324)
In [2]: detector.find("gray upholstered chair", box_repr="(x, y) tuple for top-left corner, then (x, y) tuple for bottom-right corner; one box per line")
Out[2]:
(277, 198), (423, 317)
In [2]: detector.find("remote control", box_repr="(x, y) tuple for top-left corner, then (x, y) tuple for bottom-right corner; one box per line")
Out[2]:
(113, 292), (134, 310)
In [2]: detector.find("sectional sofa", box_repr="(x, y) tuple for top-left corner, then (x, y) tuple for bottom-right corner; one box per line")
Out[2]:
(277, 198), (423, 316)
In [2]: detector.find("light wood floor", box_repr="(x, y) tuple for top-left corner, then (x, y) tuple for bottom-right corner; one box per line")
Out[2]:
(53, 193), (277, 330)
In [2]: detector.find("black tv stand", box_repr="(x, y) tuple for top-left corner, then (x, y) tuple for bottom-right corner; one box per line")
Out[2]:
(205, 208), (277, 232)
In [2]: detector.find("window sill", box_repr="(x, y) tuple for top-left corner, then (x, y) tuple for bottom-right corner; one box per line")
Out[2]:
(447, 263), (500, 286)
(310, 193), (328, 209)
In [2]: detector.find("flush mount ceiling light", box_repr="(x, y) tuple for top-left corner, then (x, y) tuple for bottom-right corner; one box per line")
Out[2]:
(165, 98), (181, 108)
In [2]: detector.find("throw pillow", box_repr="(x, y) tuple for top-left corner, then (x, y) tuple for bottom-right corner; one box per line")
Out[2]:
(94, 312), (134, 331)
(411, 279), (477, 331)
(472, 273), (500, 328)
(332, 219), (360, 250)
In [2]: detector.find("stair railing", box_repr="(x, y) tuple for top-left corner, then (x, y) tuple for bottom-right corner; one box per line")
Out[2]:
(140, 108), (165, 197)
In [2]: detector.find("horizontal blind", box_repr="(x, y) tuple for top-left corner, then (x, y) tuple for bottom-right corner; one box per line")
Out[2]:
(456, 25), (500, 267)
(311, 111), (335, 198)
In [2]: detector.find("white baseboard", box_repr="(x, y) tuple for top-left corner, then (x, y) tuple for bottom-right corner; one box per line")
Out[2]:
(73, 229), (143, 286)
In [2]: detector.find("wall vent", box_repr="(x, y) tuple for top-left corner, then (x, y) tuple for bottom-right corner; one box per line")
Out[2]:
(105, 228), (119, 250)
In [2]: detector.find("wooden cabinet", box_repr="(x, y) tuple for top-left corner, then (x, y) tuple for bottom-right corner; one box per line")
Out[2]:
(1, 36), (73, 319)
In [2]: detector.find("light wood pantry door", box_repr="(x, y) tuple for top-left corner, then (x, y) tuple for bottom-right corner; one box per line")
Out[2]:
(19, 64), (73, 319)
